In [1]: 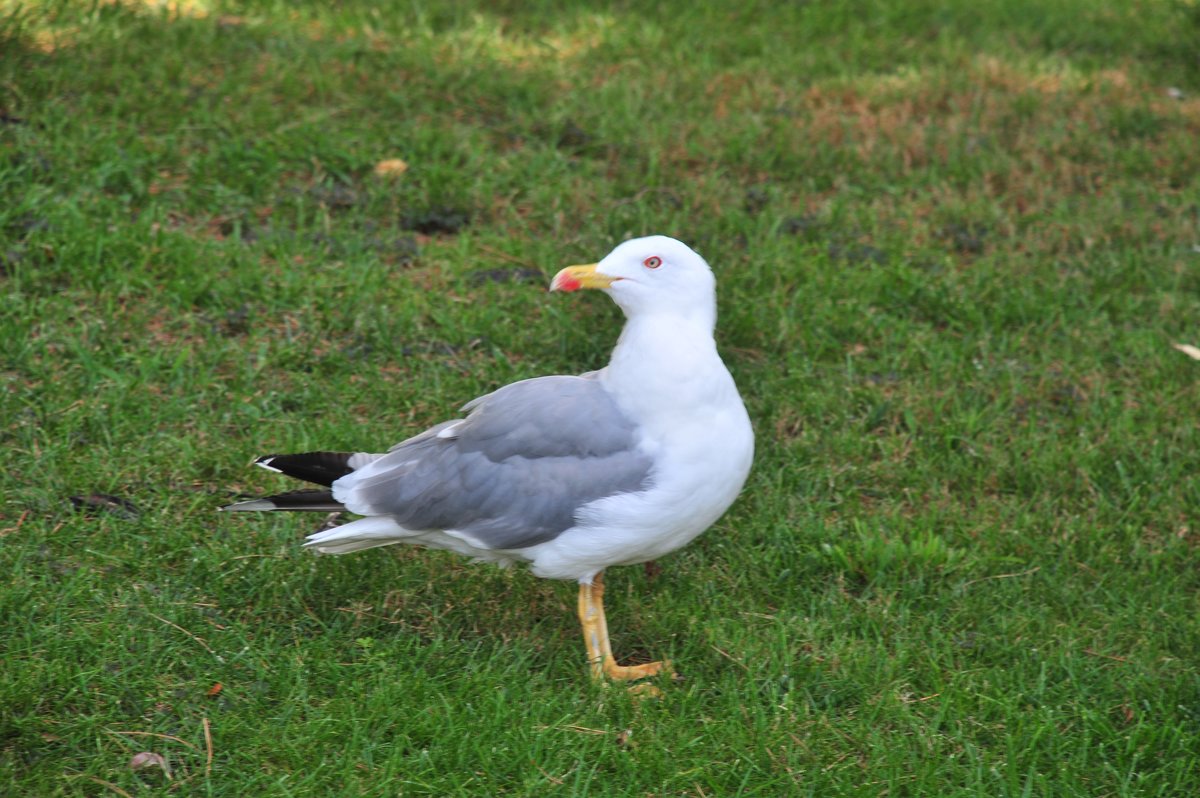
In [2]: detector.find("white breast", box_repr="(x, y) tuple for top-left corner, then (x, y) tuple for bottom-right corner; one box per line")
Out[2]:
(523, 314), (754, 581)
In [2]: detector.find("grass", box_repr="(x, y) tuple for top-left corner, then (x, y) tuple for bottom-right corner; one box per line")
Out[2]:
(2, 0), (1200, 794)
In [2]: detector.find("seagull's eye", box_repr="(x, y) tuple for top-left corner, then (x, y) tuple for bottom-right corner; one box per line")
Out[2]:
(643, 256), (662, 269)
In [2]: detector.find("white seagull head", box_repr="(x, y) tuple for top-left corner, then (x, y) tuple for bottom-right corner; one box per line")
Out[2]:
(551, 235), (717, 328)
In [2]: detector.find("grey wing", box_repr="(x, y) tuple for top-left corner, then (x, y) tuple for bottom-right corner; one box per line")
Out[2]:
(332, 375), (653, 549)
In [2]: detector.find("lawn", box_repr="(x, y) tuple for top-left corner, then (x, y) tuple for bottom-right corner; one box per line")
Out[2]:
(2, 1), (1200, 795)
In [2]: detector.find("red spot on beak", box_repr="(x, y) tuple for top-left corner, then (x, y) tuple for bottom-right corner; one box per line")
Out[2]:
(551, 272), (582, 292)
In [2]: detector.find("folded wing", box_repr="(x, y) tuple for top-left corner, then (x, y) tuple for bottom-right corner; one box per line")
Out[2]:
(324, 375), (654, 551)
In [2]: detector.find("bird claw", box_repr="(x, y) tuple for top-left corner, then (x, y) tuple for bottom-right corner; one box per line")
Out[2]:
(603, 659), (671, 682)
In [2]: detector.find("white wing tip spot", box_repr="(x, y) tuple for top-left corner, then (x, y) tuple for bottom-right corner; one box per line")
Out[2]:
(436, 423), (463, 440)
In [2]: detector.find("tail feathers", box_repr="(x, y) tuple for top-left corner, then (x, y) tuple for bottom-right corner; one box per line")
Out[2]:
(221, 489), (344, 512)
(304, 517), (407, 554)
(255, 451), (377, 487)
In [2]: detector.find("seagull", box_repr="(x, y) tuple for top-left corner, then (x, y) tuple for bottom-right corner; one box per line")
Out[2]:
(222, 235), (754, 682)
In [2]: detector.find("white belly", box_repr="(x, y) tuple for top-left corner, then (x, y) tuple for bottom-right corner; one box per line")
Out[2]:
(521, 399), (754, 581)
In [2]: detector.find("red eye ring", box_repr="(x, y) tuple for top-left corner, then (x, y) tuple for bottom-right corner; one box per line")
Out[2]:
(643, 256), (662, 269)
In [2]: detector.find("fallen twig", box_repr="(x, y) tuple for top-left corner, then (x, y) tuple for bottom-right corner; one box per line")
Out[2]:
(532, 760), (565, 785)
(75, 776), (134, 798)
(0, 510), (29, 538)
(959, 566), (1040, 589)
(535, 724), (608, 735)
(147, 613), (222, 662)
(710, 643), (750, 673)
(202, 717), (213, 778)
(106, 730), (199, 751)
(1083, 648), (1131, 664)
(475, 242), (539, 270)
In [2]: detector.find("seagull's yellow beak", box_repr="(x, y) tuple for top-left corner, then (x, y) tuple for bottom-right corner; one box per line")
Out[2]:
(550, 264), (617, 293)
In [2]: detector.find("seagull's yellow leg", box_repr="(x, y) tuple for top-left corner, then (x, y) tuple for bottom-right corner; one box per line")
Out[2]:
(577, 571), (668, 681)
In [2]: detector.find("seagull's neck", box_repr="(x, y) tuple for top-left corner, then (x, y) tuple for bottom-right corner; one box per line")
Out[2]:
(599, 310), (733, 423)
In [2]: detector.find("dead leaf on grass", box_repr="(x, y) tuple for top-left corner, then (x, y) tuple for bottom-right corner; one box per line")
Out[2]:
(129, 751), (171, 778)
(1171, 343), (1200, 361)
(68, 494), (142, 520)
(373, 158), (409, 177)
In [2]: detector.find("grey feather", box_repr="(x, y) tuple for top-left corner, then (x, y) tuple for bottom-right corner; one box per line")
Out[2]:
(340, 375), (653, 549)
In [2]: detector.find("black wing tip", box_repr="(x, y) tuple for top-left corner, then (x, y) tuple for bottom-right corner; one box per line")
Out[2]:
(220, 489), (345, 513)
(248, 452), (357, 487)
